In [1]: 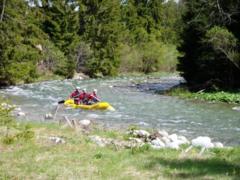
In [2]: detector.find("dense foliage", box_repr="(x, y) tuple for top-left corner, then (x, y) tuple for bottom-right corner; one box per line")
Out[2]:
(178, 0), (240, 90)
(166, 87), (240, 104)
(1, 0), (239, 90)
(0, 0), (181, 84)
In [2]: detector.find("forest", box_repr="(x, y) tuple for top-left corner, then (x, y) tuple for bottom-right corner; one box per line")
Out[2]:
(0, 0), (240, 90)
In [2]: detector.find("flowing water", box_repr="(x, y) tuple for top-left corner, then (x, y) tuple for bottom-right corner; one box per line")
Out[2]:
(0, 76), (239, 146)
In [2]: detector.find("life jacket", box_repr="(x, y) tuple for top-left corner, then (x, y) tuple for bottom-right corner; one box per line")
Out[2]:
(78, 92), (89, 104)
(70, 90), (80, 98)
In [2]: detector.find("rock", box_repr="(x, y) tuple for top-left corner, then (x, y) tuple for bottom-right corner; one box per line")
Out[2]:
(79, 119), (91, 127)
(232, 106), (240, 111)
(149, 130), (168, 140)
(157, 130), (169, 137)
(89, 135), (107, 147)
(17, 112), (26, 116)
(166, 141), (179, 149)
(151, 138), (165, 148)
(15, 107), (22, 112)
(169, 134), (178, 142)
(138, 122), (149, 126)
(191, 136), (214, 148)
(49, 136), (65, 144)
(129, 137), (143, 144)
(178, 135), (190, 144)
(161, 136), (171, 144)
(72, 72), (89, 80)
(151, 145), (163, 149)
(132, 130), (150, 138)
(35, 44), (43, 51)
(213, 142), (224, 148)
(45, 113), (53, 119)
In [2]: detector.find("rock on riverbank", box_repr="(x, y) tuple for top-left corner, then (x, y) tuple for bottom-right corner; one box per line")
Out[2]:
(88, 127), (225, 152)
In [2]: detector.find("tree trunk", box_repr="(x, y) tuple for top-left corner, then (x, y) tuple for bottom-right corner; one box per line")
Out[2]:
(0, 0), (6, 22)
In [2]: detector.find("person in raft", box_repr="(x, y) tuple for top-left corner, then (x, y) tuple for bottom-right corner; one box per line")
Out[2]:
(78, 88), (89, 104)
(87, 89), (100, 104)
(77, 88), (100, 105)
(69, 86), (82, 104)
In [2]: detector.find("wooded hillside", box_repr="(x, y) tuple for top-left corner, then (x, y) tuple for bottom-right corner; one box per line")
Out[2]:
(0, 0), (240, 90)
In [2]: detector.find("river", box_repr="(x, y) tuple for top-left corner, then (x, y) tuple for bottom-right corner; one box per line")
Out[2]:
(0, 75), (239, 146)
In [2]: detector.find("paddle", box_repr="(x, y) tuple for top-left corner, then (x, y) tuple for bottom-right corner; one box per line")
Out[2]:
(58, 84), (81, 104)
(58, 100), (65, 104)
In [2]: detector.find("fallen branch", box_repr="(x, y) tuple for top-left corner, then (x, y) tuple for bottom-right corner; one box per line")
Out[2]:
(64, 116), (75, 128)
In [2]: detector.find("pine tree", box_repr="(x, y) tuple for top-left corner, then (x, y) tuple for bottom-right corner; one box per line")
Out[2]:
(0, 0), (40, 85)
(40, 0), (80, 78)
(178, 0), (240, 90)
(79, 0), (122, 77)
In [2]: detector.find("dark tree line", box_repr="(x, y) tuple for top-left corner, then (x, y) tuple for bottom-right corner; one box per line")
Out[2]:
(1, 0), (239, 90)
(178, 0), (240, 90)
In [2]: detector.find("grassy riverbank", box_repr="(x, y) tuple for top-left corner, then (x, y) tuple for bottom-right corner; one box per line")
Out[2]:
(0, 120), (240, 179)
(165, 87), (240, 104)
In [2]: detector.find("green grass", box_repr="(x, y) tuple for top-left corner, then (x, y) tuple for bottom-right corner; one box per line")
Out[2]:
(166, 87), (240, 104)
(34, 73), (64, 83)
(118, 71), (179, 79)
(0, 121), (239, 179)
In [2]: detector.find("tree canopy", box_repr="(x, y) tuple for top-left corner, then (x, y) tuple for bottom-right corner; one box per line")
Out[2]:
(178, 0), (240, 90)
(1, 0), (239, 90)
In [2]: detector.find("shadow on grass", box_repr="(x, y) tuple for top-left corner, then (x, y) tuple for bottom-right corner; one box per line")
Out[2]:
(143, 157), (240, 179)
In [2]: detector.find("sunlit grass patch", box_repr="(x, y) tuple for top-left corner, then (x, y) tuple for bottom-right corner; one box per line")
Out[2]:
(166, 87), (240, 104)
(0, 121), (239, 179)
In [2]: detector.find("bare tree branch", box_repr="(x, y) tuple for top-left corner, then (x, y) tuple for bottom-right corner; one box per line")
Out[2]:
(0, 0), (6, 22)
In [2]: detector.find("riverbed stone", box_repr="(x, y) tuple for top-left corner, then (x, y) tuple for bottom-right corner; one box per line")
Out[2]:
(161, 136), (171, 144)
(15, 107), (22, 112)
(17, 112), (26, 116)
(166, 141), (179, 149)
(178, 135), (190, 144)
(45, 113), (53, 119)
(157, 130), (169, 137)
(132, 130), (150, 138)
(191, 136), (214, 148)
(169, 134), (178, 142)
(232, 106), (240, 111)
(150, 138), (165, 148)
(89, 135), (109, 147)
(79, 119), (91, 127)
(129, 137), (144, 144)
(72, 72), (89, 80)
(49, 136), (65, 144)
(213, 142), (224, 148)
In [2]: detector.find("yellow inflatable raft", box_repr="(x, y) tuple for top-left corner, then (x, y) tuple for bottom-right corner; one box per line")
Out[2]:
(64, 99), (115, 111)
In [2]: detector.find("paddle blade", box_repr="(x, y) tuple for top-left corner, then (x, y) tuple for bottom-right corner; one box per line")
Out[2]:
(58, 100), (65, 104)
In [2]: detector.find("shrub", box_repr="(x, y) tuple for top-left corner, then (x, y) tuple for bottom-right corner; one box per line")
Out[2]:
(0, 101), (34, 144)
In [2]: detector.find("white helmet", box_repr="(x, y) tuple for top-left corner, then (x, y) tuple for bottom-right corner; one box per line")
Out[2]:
(82, 88), (86, 92)
(76, 86), (81, 90)
(93, 89), (97, 93)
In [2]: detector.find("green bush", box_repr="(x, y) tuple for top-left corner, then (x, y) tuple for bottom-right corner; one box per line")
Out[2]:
(119, 41), (179, 74)
(0, 101), (34, 144)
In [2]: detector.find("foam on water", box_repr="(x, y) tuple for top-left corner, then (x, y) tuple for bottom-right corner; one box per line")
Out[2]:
(0, 76), (240, 146)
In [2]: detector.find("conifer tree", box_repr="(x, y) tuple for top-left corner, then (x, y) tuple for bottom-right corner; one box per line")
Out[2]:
(0, 0), (40, 85)
(40, 0), (80, 78)
(79, 0), (122, 77)
(178, 0), (240, 89)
